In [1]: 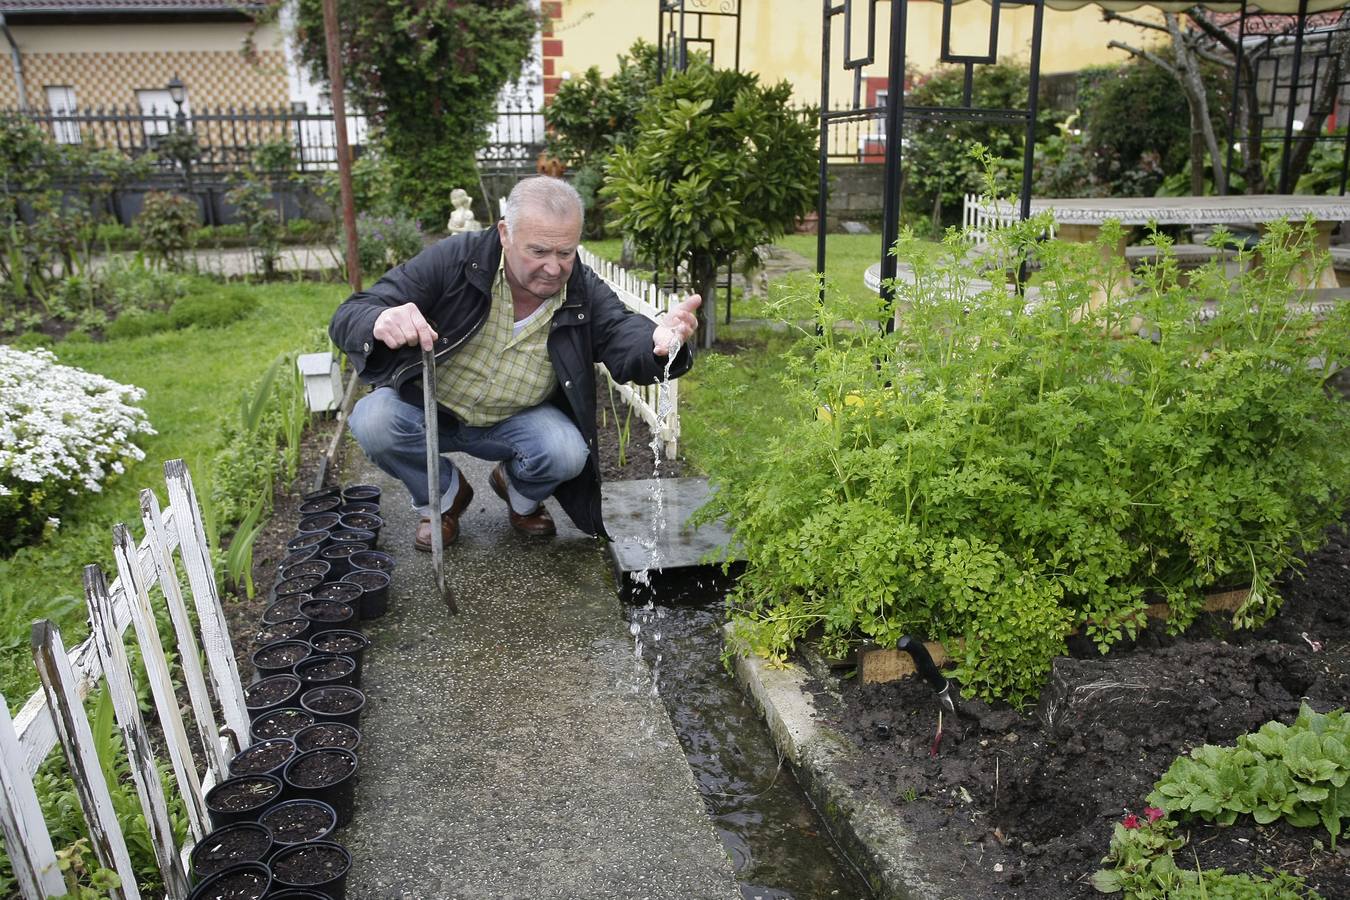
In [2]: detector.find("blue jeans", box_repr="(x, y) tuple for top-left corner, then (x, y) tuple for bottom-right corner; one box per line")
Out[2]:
(348, 386), (589, 515)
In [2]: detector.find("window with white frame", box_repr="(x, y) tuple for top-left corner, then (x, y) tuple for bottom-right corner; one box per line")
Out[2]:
(45, 86), (80, 144)
(136, 88), (191, 139)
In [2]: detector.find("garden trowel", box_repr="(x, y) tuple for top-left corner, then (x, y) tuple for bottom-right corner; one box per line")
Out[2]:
(422, 348), (458, 614)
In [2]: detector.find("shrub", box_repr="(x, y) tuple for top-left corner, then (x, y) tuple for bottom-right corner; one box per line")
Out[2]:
(136, 192), (199, 269)
(715, 177), (1350, 705)
(104, 309), (173, 340)
(356, 213), (424, 276)
(168, 285), (259, 330)
(0, 345), (155, 554)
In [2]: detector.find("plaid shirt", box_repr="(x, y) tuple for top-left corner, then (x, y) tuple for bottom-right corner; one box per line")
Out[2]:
(435, 261), (563, 426)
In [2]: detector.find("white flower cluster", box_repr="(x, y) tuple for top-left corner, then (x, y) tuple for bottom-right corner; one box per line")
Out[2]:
(0, 345), (156, 497)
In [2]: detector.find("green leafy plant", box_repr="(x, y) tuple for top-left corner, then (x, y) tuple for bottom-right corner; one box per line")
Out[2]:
(1148, 704), (1350, 847)
(713, 156), (1350, 705)
(168, 284), (259, 330)
(135, 192), (199, 270)
(356, 213), (424, 276)
(226, 176), (284, 279)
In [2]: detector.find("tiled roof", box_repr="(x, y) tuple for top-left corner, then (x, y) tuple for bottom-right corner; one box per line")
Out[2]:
(0, 0), (263, 12)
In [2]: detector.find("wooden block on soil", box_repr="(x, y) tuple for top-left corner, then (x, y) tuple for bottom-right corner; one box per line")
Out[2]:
(858, 642), (948, 685)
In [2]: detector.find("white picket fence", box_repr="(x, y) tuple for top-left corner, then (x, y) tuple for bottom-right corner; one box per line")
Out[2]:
(578, 245), (681, 461)
(962, 193), (1055, 245)
(1, 459), (248, 899)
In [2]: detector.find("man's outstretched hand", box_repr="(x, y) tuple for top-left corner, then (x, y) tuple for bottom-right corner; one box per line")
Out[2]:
(653, 294), (702, 357)
(373, 303), (438, 352)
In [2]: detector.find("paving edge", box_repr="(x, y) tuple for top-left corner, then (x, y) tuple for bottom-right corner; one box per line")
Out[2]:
(728, 627), (953, 900)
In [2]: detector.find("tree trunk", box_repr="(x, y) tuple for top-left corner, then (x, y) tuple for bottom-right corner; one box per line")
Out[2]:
(1167, 13), (1226, 193)
(1283, 28), (1350, 189)
(691, 252), (718, 349)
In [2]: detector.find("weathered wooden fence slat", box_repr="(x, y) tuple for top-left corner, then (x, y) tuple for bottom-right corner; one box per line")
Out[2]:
(140, 489), (230, 783)
(84, 565), (191, 900)
(0, 694), (65, 898)
(577, 246), (681, 460)
(111, 523), (210, 843)
(30, 621), (142, 900)
(162, 459), (250, 748)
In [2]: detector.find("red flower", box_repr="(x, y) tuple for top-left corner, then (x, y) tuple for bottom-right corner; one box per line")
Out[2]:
(1122, 813), (1141, 829)
(1144, 807), (1165, 823)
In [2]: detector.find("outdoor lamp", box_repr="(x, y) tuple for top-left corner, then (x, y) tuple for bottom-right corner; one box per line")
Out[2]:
(167, 75), (186, 110)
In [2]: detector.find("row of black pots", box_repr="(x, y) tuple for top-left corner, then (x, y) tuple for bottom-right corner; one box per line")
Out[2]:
(188, 835), (351, 899)
(251, 631), (371, 681)
(244, 676), (366, 729)
(207, 745), (360, 829)
(268, 570), (391, 622)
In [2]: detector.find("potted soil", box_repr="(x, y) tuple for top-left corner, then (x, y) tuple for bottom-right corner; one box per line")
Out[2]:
(262, 597), (311, 628)
(278, 559), (331, 583)
(228, 737), (297, 780)
(268, 840), (352, 899)
(338, 500), (379, 517)
(298, 496), (342, 516)
(337, 512), (383, 546)
(296, 511), (341, 535)
(348, 549), (394, 575)
(311, 582), (362, 605)
(203, 774), (283, 830)
(249, 707), (314, 743)
(318, 543), (368, 580)
(244, 674), (302, 721)
(186, 861), (271, 900)
(285, 531), (326, 555)
(268, 892), (330, 900)
(299, 685), (366, 728)
(258, 799), (337, 852)
(293, 721), (361, 754)
(309, 631), (369, 682)
(251, 640), (312, 678)
(282, 749), (359, 828)
(298, 598), (356, 635)
(276, 545), (320, 574)
(295, 654), (359, 690)
(252, 619), (309, 647)
(340, 483), (381, 504)
(189, 822), (272, 881)
(301, 486), (340, 503)
(276, 573), (325, 602)
(340, 569), (390, 619)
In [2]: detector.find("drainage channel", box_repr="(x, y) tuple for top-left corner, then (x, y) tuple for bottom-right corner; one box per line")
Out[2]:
(625, 594), (872, 900)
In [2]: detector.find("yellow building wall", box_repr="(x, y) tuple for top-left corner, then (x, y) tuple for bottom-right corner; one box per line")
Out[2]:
(0, 22), (288, 111)
(553, 0), (1162, 105)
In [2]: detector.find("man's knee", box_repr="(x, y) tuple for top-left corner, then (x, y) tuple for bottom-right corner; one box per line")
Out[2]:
(517, 426), (588, 483)
(349, 389), (420, 458)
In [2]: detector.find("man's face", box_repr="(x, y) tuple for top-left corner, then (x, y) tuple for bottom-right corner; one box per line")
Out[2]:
(498, 211), (582, 304)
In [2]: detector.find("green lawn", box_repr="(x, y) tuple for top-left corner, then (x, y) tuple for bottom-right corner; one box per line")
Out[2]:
(1, 279), (343, 708)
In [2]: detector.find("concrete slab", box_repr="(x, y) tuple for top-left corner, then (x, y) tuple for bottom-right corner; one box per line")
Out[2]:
(601, 477), (741, 575)
(334, 448), (740, 899)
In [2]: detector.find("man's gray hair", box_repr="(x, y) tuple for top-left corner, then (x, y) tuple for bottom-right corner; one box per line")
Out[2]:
(502, 176), (584, 239)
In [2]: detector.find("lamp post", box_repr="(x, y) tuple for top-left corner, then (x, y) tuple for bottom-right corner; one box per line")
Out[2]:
(166, 75), (192, 193)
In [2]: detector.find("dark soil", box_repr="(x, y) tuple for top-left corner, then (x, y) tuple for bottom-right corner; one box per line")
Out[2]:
(822, 523), (1350, 898)
(271, 843), (348, 887)
(348, 549), (394, 572)
(294, 722), (360, 752)
(301, 686), (363, 714)
(342, 569), (387, 590)
(295, 656), (355, 684)
(249, 708), (313, 740)
(310, 632), (366, 657)
(277, 573), (324, 597)
(297, 599), (353, 623)
(261, 597), (306, 625)
(279, 560), (330, 580)
(194, 866), (269, 900)
(229, 739), (295, 777)
(252, 641), (310, 670)
(287, 749), (356, 788)
(206, 776), (280, 813)
(252, 619), (308, 647)
(191, 825), (270, 877)
(311, 582), (362, 603)
(243, 675), (300, 709)
(259, 801), (335, 845)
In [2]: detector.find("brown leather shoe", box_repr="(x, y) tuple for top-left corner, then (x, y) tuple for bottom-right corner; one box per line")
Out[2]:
(489, 462), (556, 537)
(413, 475), (474, 552)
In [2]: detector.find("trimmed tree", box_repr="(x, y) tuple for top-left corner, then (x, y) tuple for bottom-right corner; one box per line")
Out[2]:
(292, 0), (537, 226)
(601, 62), (816, 346)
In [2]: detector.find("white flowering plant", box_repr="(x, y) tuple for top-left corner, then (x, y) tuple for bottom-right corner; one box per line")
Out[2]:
(0, 345), (155, 554)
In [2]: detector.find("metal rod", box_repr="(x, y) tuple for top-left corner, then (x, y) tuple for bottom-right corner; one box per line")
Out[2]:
(879, 0), (907, 330)
(1020, 0), (1045, 223)
(816, 0), (833, 310)
(422, 349), (457, 614)
(1280, 0), (1310, 193)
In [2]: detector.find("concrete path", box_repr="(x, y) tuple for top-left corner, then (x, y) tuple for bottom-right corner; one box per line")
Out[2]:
(86, 243), (339, 279)
(333, 446), (740, 899)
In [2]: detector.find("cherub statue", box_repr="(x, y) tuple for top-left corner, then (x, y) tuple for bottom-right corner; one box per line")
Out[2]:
(446, 188), (482, 234)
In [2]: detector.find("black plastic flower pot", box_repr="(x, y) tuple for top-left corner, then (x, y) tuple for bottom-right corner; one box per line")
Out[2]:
(243, 675), (302, 722)
(250, 640), (312, 679)
(298, 599), (357, 636)
(293, 721), (361, 755)
(262, 597), (311, 628)
(348, 549), (395, 575)
(252, 618), (309, 648)
(337, 500), (379, 517)
(278, 559), (331, 584)
(187, 861), (271, 899)
(277, 545), (320, 574)
(203, 774), (284, 830)
(189, 821), (273, 882)
(311, 581), (362, 606)
(296, 511), (341, 535)
(340, 483), (381, 504)
(281, 750), (359, 828)
(308, 631), (369, 683)
(267, 891), (330, 900)
(298, 496), (342, 516)
(299, 685), (365, 728)
(327, 528), (374, 548)
(338, 569), (390, 619)
(317, 543), (368, 580)
(284, 531), (327, 555)
(301, 486), (341, 503)
(228, 737), (297, 780)
(258, 799), (337, 853)
(275, 573), (325, 603)
(268, 839), (352, 899)
(248, 707), (314, 743)
(295, 654), (359, 690)
(336, 512), (383, 547)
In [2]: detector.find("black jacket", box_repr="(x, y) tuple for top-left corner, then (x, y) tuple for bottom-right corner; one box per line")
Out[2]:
(328, 227), (693, 538)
